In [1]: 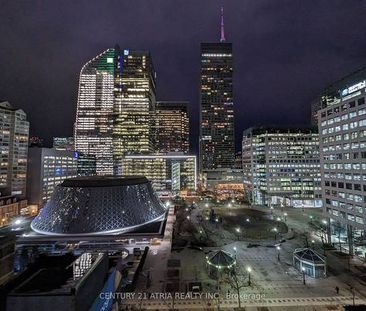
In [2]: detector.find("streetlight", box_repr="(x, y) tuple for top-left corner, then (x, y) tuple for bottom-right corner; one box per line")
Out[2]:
(236, 227), (241, 240)
(311, 240), (315, 249)
(205, 203), (209, 208)
(284, 212), (288, 222)
(246, 218), (250, 223)
(233, 246), (237, 259)
(247, 266), (252, 286)
(228, 203), (232, 208)
(276, 246), (281, 261)
(273, 227), (278, 240)
(276, 217), (281, 222)
(186, 215), (190, 220)
(301, 267), (306, 285)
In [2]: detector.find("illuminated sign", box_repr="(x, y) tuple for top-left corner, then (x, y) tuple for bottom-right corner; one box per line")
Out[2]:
(341, 80), (366, 97)
(124, 49), (129, 56)
(106, 57), (113, 64)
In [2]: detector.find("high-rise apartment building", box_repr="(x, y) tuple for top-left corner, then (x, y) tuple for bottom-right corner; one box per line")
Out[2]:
(317, 67), (366, 255)
(154, 101), (189, 153)
(199, 8), (235, 172)
(74, 47), (156, 175)
(242, 127), (321, 208)
(0, 101), (29, 197)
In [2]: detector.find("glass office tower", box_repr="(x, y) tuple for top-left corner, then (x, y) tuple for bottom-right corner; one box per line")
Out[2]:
(154, 101), (189, 153)
(199, 40), (234, 171)
(74, 47), (156, 175)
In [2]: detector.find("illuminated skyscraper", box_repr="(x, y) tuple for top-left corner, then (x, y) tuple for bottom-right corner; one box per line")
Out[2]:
(0, 101), (29, 197)
(113, 49), (156, 171)
(199, 7), (235, 172)
(154, 101), (189, 153)
(74, 47), (156, 175)
(74, 48), (115, 175)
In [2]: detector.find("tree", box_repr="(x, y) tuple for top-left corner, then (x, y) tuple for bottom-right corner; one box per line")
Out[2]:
(224, 266), (249, 309)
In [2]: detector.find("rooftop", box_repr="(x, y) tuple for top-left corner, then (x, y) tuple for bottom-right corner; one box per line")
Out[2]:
(61, 175), (148, 187)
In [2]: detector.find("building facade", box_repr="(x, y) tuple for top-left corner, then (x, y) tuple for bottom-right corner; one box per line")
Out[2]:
(53, 137), (75, 151)
(74, 48), (115, 175)
(121, 154), (197, 193)
(76, 152), (97, 177)
(27, 148), (77, 206)
(242, 127), (321, 208)
(199, 18), (235, 172)
(113, 49), (156, 169)
(0, 196), (28, 228)
(74, 47), (156, 175)
(154, 101), (189, 153)
(317, 68), (366, 255)
(0, 101), (29, 198)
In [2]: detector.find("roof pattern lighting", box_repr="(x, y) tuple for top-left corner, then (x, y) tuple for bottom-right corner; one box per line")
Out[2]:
(31, 176), (167, 236)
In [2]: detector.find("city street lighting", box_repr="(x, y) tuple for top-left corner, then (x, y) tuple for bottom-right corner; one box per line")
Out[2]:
(246, 218), (250, 222)
(186, 215), (190, 220)
(12, 218), (24, 226)
(236, 227), (240, 233)
(273, 227), (278, 240)
(205, 203), (209, 208)
(276, 217), (281, 221)
(247, 266), (252, 286)
(228, 203), (232, 208)
(284, 212), (288, 222)
(276, 245), (281, 261)
(233, 246), (237, 259)
(301, 267), (306, 285)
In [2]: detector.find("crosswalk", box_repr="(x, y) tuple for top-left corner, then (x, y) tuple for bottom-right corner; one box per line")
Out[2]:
(121, 295), (365, 310)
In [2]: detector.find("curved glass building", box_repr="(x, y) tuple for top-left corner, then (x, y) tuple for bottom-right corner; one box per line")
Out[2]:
(31, 176), (167, 236)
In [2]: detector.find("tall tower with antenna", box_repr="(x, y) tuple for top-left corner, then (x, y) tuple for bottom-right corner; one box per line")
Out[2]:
(220, 6), (226, 43)
(199, 7), (235, 174)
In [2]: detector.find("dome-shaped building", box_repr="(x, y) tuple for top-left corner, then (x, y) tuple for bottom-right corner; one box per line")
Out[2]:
(31, 176), (167, 236)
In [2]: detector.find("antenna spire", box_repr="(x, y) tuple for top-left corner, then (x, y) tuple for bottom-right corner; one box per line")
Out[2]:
(220, 6), (226, 42)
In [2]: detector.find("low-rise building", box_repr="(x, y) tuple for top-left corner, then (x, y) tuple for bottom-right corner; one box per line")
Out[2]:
(121, 153), (196, 193)
(0, 196), (28, 228)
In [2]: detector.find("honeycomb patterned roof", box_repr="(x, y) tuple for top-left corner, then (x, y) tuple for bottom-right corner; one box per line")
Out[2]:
(31, 177), (166, 236)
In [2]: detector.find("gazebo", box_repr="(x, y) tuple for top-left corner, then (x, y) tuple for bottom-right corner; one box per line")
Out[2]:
(293, 248), (326, 278)
(206, 250), (236, 278)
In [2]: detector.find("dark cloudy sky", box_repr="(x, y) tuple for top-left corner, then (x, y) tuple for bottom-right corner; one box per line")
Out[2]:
(1, 0), (366, 152)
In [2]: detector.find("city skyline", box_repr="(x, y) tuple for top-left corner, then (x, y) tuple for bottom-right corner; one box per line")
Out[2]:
(2, 1), (366, 152)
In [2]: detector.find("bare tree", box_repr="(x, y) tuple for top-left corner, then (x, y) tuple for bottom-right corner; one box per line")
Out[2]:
(224, 267), (249, 310)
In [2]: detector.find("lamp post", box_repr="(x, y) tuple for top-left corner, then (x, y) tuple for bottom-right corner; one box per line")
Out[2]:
(236, 227), (241, 240)
(273, 227), (278, 240)
(284, 212), (287, 222)
(247, 266), (252, 286)
(301, 267), (306, 285)
(276, 246), (281, 261)
(233, 246), (237, 259)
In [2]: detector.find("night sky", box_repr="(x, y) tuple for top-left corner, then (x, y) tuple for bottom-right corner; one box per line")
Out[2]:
(1, 1), (366, 152)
